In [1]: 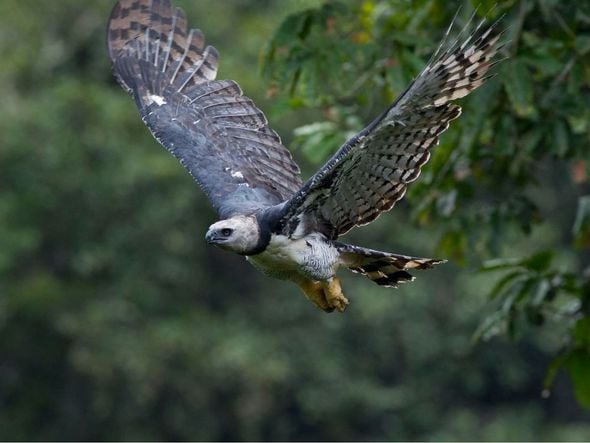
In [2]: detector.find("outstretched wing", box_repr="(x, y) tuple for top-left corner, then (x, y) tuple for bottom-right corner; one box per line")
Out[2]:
(275, 14), (503, 239)
(108, 0), (303, 218)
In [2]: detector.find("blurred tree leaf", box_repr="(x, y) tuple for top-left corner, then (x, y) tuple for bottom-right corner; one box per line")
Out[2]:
(573, 195), (590, 248)
(565, 350), (590, 408)
(292, 121), (345, 163)
(501, 59), (537, 119)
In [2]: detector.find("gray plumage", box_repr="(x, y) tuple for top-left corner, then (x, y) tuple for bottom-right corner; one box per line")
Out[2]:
(107, 0), (504, 312)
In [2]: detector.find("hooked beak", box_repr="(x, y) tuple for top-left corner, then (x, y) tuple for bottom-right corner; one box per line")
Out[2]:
(205, 230), (221, 245)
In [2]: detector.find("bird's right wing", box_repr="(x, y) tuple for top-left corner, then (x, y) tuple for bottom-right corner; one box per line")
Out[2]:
(275, 14), (504, 239)
(108, 0), (303, 219)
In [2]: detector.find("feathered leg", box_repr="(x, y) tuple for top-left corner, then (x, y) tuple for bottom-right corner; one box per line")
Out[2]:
(298, 279), (333, 312)
(297, 277), (349, 313)
(321, 277), (349, 313)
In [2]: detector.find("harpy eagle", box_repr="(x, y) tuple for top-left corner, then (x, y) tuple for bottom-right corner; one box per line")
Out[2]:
(107, 0), (502, 312)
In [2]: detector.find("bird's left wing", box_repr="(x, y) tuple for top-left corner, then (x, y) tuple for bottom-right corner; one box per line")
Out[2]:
(275, 15), (503, 239)
(108, 0), (303, 219)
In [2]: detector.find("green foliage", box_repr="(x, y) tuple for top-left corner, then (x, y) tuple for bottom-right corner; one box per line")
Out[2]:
(573, 195), (590, 248)
(262, 0), (590, 412)
(476, 251), (580, 341)
(2, 0), (590, 441)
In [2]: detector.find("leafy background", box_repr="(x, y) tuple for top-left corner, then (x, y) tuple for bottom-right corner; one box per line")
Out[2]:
(1, 0), (589, 440)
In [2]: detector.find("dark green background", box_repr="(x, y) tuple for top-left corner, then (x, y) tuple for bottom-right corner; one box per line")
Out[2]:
(1, 0), (589, 440)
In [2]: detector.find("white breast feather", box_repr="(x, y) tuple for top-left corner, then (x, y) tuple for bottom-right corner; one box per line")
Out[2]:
(247, 233), (341, 282)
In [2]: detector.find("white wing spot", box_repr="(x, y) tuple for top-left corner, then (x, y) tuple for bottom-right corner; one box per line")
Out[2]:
(231, 170), (244, 179)
(149, 94), (167, 106)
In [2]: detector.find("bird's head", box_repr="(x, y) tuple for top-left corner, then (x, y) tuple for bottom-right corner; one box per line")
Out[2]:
(205, 216), (261, 255)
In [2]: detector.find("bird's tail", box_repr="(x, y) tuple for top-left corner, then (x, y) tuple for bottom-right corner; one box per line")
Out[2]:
(335, 242), (445, 287)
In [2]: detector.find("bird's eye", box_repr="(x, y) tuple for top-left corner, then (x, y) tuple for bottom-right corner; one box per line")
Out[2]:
(221, 228), (233, 237)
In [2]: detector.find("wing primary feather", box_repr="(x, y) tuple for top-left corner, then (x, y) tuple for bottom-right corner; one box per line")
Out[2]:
(170, 28), (192, 84)
(150, 0), (160, 67)
(144, 25), (151, 61)
(425, 5), (462, 69)
(161, 12), (176, 72)
(176, 45), (209, 92)
(153, 36), (160, 65)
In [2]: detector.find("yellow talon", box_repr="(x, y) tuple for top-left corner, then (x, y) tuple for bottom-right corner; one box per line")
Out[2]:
(297, 277), (349, 313)
(298, 279), (333, 312)
(322, 277), (349, 313)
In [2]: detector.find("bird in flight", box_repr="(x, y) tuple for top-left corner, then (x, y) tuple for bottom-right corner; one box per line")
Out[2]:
(107, 0), (502, 313)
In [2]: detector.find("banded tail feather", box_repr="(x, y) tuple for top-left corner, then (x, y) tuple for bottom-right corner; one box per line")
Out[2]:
(336, 243), (445, 287)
